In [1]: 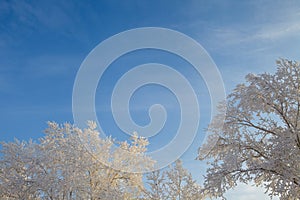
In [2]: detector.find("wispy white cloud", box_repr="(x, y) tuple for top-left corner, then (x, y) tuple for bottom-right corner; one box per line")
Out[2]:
(254, 21), (300, 40)
(222, 182), (279, 200)
(205, 18), (300, 51)
(0, 0), (91, 47)
(184, 1), (300, 53)
(5, 0), (73, 31)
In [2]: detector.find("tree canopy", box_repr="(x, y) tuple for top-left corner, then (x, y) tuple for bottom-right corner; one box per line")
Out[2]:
(199, 59), (300, 199)
(0, 122), (202, 200)
(0, 121), (153, 200)
(144, 160), (203, 200)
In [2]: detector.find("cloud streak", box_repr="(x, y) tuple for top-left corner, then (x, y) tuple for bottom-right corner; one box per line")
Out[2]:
(223, 182), (279, 200)
(184, 1), (300, 53)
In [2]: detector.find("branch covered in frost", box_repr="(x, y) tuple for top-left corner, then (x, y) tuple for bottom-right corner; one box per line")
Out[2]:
(198, 59), (300, 199)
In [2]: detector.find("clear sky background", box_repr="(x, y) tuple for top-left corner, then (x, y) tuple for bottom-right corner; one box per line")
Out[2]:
(1, 1), (300, 199)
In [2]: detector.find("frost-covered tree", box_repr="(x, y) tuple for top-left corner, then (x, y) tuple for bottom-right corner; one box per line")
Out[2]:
(144, 160), (203, 200)
(0, 140), (42, 199)
(0, 121), (153, 200)
(198, 59), (300, 199)
(144, 170), (168, 200)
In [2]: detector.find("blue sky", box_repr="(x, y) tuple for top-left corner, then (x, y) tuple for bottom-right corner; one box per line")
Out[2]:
(1, 0), (300, 199)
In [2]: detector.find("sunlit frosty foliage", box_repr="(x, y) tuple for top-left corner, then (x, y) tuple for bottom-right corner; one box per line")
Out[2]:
(0, 122), (153, 200)
(143, 160), (203, 200)
(199, 59), (300, 199)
